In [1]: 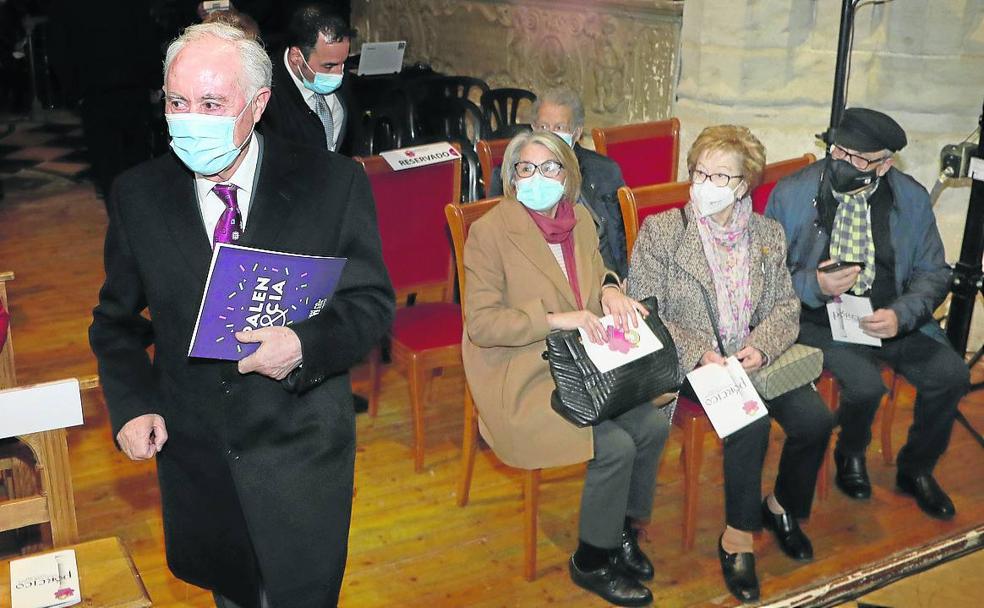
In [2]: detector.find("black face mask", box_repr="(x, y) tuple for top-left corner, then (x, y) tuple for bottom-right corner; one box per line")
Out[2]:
(828, 158), (878, 194)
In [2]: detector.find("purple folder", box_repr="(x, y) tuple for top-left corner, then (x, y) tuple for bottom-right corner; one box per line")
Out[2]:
(188, 243), (347, 360)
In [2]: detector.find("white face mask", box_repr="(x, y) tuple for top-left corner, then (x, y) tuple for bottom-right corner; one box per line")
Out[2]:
(691, 180), (742, 217)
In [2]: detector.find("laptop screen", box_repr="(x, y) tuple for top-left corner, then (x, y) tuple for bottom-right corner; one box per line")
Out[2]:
(357, 41), (407, 76)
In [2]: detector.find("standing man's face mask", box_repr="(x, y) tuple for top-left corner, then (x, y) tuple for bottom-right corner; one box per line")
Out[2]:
(300, 55), (344, 95)
(166, 99), (255, 176)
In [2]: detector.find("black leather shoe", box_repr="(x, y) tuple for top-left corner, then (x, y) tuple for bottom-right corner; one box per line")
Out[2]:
(569, 555), (653, 607)
(717, 536), (759, 603)
(834, 449), (871, 499)
(611, 527), (654, 581)
(897, 472), (956, 520)
(761, 499), (813, 561)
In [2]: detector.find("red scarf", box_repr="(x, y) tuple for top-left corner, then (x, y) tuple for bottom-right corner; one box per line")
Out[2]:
(525, 200), (583, 308)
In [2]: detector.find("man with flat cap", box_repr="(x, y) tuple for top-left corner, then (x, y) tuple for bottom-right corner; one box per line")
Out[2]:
(766, 107), (968, 520)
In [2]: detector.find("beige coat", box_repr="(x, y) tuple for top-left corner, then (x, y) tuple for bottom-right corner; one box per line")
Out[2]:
(462, 198), (616, 469)
(627, 204), (800, 382)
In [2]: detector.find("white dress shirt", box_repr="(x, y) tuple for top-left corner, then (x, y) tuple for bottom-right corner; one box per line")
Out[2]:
(283, 49), (344, 150)
(195, 132), (260, 242)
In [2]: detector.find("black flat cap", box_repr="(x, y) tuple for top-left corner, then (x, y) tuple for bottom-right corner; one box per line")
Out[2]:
(833, 107), (907, 153)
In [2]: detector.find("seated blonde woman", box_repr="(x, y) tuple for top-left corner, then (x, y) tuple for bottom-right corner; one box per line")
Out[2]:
(462, 130), (668, 607)
(627, 125), (833, 604)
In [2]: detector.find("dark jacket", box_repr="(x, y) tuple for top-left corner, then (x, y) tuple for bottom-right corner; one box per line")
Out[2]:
(89, 134), (394, 607)
(765, 160), (949, 342)
(489, 143), (628, 278)
(260, 48), (363, 156)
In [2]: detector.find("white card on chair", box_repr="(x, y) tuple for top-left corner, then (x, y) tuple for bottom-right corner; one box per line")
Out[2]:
(686, 357), (768, 439)
(9, 549), (81, 608)
(827, 294), (882, 347)
(576, 314), (663, 374)
(0, 378), (83, 440)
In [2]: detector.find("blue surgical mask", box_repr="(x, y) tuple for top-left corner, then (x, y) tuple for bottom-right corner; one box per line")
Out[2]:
(166, 100), (254, 176)
(300, 56), (343, 95)
(516, 174), (565, 212)
(554, 131), (575, 148)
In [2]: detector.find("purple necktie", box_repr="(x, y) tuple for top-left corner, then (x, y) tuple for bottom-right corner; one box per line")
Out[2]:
(212, 183), (242, 245)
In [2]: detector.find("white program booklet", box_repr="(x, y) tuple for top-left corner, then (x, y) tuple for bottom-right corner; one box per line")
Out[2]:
(827, 294), (882, 347)
(576, 314), (663, 374)
(686, 357), (768, 439)
(9, 549), (81, 608)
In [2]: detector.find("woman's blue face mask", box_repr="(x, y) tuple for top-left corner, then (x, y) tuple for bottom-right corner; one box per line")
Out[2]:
(300, 55), (344, 95)
(516, 174), (565, 212)
(165, 98), (255, 176)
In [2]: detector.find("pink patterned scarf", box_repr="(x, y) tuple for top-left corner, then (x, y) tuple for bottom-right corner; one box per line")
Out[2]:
(693, 196), (754, 354)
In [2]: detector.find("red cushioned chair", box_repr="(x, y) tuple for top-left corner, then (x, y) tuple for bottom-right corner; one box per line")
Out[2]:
(751, 153), (816, 214)
(356, 150), (463, 472)
(616, 181), (690, 262)
(446, 197), (588, 581)
(592, 118), (680, 188)
(476, 137), (511, 197)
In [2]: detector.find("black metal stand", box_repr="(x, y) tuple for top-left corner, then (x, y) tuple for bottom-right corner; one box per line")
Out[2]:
(944, 101), (984, 448)
(823, 0), (858, 146)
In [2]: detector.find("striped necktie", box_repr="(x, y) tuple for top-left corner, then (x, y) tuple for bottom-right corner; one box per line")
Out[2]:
(212, 183), (242, 245)
(314, 94), (335, 151)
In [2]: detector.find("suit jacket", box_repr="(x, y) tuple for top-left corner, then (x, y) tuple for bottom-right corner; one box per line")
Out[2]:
(461, 198), (618, 469)
(89, 134), (394, 608)
(260, 48), (364, 156)
(488, 143), (628, 278)
(627, 204), (799, 381)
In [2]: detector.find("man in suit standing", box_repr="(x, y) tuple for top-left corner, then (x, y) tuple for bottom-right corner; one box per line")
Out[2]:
(89, 22), (393, 608)
(260, 4), (362, 155)
(489, 88), (628, 279)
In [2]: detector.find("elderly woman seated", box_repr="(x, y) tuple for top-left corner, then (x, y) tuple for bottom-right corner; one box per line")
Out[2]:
(462, 130), (669, 607)
(627, 125), (833, 604)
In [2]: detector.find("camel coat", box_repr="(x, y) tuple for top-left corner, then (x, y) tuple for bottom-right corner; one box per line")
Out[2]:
(462, 197), (617, 469)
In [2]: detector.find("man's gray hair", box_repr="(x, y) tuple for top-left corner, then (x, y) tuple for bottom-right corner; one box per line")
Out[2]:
(532, 87), (586, 130)
(164, 23), (272, 100)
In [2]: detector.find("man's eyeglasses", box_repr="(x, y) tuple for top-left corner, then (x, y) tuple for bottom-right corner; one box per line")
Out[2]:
(515, 160), (564, 179)
(830, 145), (890, 171)
(691, 169), (743, 188)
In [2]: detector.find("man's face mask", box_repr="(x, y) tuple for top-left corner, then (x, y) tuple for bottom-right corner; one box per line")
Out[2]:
(166, 99), (255, 176)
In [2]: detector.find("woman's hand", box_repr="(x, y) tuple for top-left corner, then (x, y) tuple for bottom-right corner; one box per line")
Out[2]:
(735, 346), (765, 371)
(700, 350), (726, 367)
(601, 286), (649, 332)
(547, 310), (607, 345)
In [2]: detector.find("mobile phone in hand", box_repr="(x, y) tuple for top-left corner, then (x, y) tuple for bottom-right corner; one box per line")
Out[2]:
(818, 260), (865, 273)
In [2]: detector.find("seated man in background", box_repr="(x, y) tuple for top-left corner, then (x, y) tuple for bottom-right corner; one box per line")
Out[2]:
(489, 88), (628, 279)
(260, 4), (362, 155)
(766, 107), (969, 520)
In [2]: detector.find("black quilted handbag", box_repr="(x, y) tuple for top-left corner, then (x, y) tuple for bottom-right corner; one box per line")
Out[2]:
(545, 296), (679, 427)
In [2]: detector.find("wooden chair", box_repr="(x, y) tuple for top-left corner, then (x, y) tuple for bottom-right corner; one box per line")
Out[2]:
(356, 153), (463, 472)
(592, 118), (681, 188)
(476, 137), (512, 197)
(616, 180), (690, 261)
(446, 197), (567, 581)
(0, 272), (79, 549)
(751, 153), (816, 214)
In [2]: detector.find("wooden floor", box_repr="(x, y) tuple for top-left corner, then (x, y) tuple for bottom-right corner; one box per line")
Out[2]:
(1, 181), (982, 607)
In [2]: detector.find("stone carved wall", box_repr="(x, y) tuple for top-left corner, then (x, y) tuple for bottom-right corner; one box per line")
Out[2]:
(351, 0), (682, 128)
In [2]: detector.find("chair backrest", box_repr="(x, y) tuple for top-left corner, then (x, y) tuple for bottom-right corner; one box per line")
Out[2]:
(445, 198), (503, 300)
(751, 153), (816, 214)
(432, 75), (490, 105)
(592, 118), (681, 188)
(356, 150), (462, 302)
(481, 88), (536, 137)
(0, 272), (79, 548)
(0, 272), (15, 390)
(617, 181), (690, 262)
(476, 137), (512, 192)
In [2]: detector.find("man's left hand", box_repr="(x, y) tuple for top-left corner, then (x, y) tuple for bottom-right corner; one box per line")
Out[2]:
(236, 327), (303, 379)
(860, 308), (899, 339)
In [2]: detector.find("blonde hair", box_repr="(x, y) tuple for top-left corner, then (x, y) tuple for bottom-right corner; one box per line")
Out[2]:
(500, 131), (581, 202)
(686, 125), (767, 189)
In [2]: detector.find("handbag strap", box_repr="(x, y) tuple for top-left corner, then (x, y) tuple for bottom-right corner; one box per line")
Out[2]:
(678, 207), (727, 356)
